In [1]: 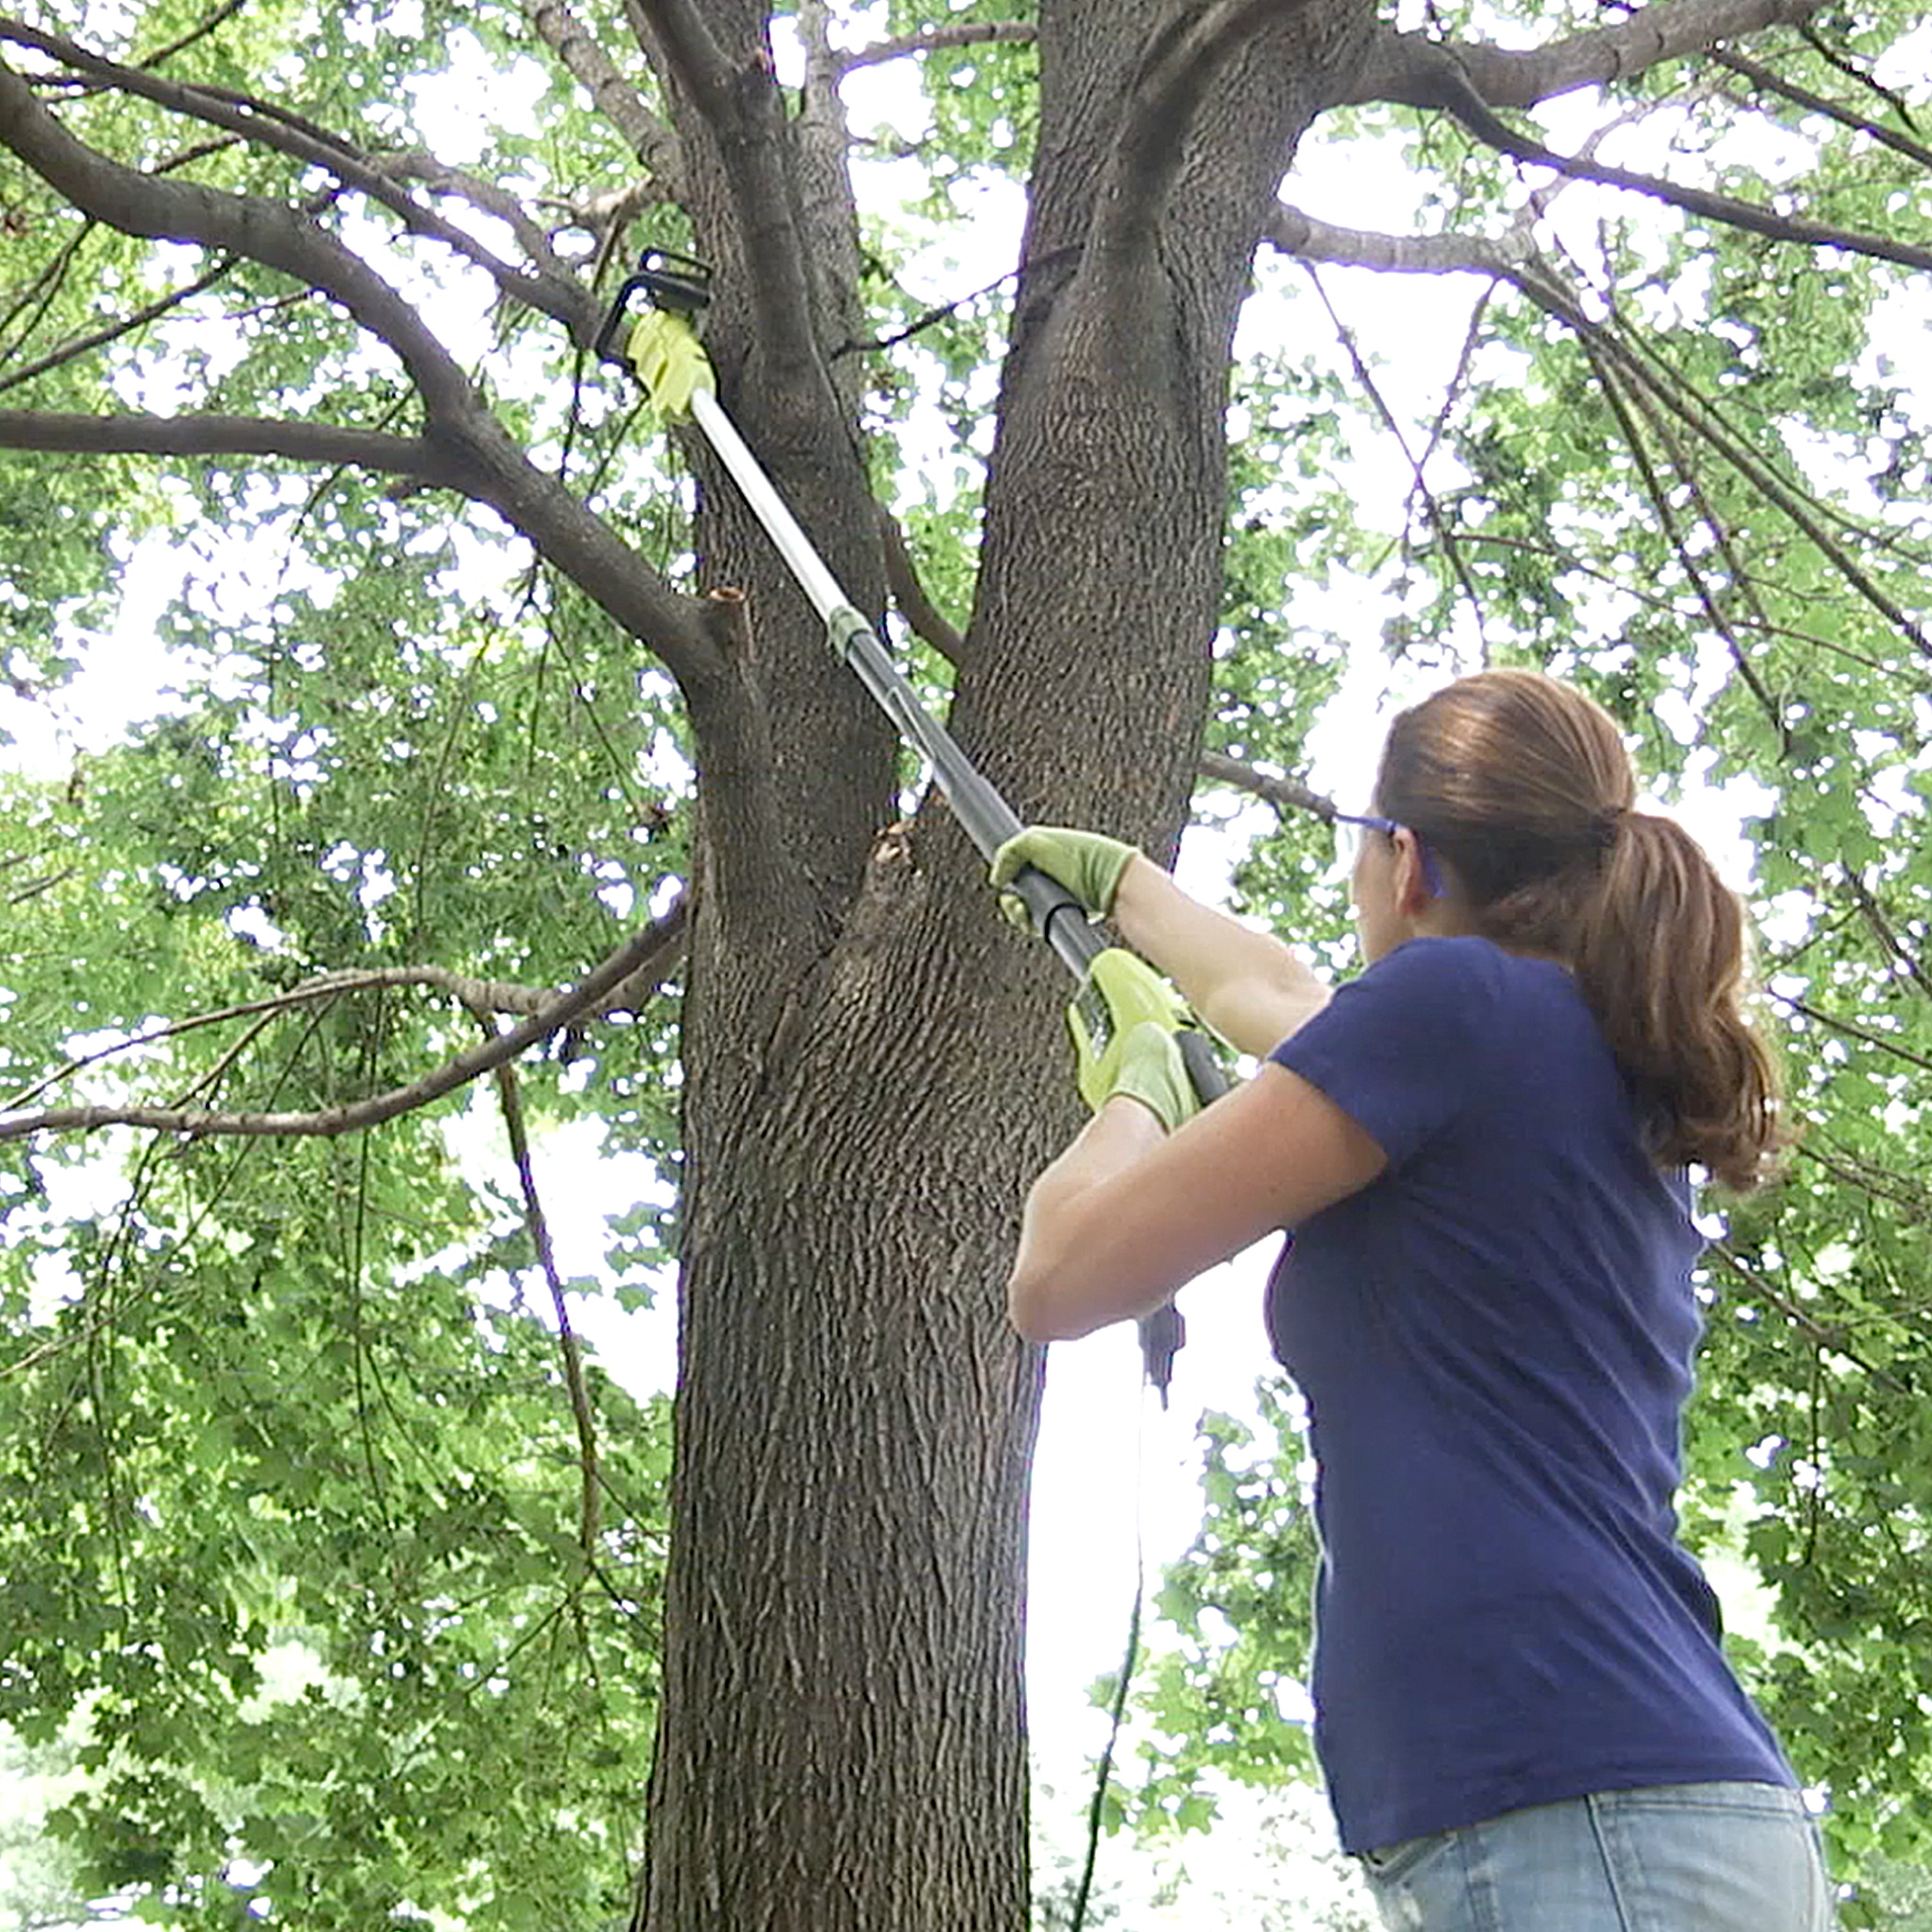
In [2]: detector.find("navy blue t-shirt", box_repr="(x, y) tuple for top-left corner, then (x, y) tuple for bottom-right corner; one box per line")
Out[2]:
(1265, 935), (1792, 1855)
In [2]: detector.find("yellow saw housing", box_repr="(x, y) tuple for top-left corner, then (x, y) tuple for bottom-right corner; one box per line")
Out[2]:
(624, 308), (715, 422)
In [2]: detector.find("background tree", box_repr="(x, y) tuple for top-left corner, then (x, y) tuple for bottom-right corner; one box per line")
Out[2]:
(1, 1), (1930, 1928)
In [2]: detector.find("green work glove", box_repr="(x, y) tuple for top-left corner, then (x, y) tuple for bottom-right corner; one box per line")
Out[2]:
(1105, 1020), (1206, 1136)
(989, 826), (1138, 924)
(1068, 949), (1188, 1109)
(1104, 1022), (1204, 1136)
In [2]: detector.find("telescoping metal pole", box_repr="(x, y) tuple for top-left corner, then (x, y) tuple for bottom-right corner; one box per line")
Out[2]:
(596, 250), (1222, 1397)
(679, 387), (1106, 979)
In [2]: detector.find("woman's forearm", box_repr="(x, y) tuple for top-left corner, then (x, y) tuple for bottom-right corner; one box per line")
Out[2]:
(1110, 855), (1330, 1058)
(1007, 1097), (1168, 1340)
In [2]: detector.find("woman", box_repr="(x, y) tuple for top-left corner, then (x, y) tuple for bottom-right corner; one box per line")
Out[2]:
(996, 670), (1832, 1932)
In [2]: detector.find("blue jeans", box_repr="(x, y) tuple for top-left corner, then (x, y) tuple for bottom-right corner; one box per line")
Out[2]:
(1358, 1782), (1833, 1931)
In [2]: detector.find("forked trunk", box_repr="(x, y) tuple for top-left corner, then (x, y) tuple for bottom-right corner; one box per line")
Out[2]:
(641, 4), (1373, 1923)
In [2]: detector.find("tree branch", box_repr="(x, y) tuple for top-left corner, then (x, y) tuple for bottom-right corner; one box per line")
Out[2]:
(1262, 201), (1931, 681)
(0, 44), (478, 422)
(1265, 201), (1527, 276)
(1707, 1241), (1907, 1393)
(1798, 19), (1920, 129)
(135, 0), (246, 71)
(520, 0), (683, 187)
(1197, 750), (1332, 819)
(0, 135), (236, 370)
(6, 865), (81, 905)
(1303, 263), (1490, 656)
(1572, 330), (1789, 749)
(0, 408), (469, 484)
(1774, 992), (1932, 1077)
(837, 21), (1036, 76)
(545, 176), (668, 245)
(1274, 179), (1931, 650)
(1451, 531), (1902, 677)
(1843, 871), (1932, 1005)
(630, 0), (739, 124)
(2, 913), (688, 1118)
(1511, 262), (1932, 661)
(1361, 30), (1932, 278)
(795, 0), (871, 426)
(491, 1053), (602, 1557)
(878, 506), (967, 667)
(0, 21), (594, 340)
(1347, 0), (1824, 111)
(1099, 0), (1289, 258)
(0, 900), (688, 1143)
(0, 256), (238, 399)
(375, 151), (576, 281)
(1710, 46), (1932, 173)
(1801, 1133), (1932, 1229)
(632, 0), (824, 381)
(0, 59), (721, 687)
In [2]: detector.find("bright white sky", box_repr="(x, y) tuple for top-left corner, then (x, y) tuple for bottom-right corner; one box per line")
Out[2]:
(8, 6), (1927, 1922)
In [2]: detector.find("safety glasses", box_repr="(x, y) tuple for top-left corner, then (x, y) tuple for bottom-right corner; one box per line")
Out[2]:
(1330, 810), (1444, 896)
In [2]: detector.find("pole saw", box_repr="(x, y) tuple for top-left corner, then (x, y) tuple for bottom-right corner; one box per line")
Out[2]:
(596, 249), (1225, 1401)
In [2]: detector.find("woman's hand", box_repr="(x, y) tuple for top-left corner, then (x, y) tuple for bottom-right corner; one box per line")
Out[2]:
(1100, 1020), (1202, 1135)
(992, 822), (1333, 1059)
(990, 826), (1138, 918)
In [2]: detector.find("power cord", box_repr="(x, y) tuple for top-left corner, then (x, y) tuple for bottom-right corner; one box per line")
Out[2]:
(1068, 1385), (1153, 1932)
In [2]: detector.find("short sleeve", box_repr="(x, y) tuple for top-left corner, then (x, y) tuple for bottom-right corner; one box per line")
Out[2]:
(1269, 937), (1501, 1168)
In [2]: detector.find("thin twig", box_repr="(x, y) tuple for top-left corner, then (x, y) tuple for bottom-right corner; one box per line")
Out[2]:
(165, 1005), (288, 1110)
(1710, 48), (1932, 172)
(832, 264), (1023, 358)
(1511, 263), (1932, 662)
(1411, 282), (1495, 506)
(1451, 532), (1909, 679)
(0, 257), (238, 400)
(1305, 264), (1490, 656)
(1772, 991), (1932, 1077)
(1798, 22), (1920, 131)
(490, 1052), (601, 1556)
(0, 945), (684, 1116)
(0, 901), (688, 1141)
(836, 21), (1036, 75)
(6, 996), (331, 1385)
(1799, 1136), (1932, 1227)
(135, 0), (246, 70)
(1575, 331), (1788, 749)
(5, 864), (81, 904)
(1707, 1242), (1907, 1395)
(1842, 871), (1932, 1003)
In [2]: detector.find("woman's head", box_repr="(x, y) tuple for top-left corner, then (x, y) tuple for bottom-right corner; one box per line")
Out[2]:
(1373, 669), (1631, 930)
(1365, 670), (1785, 1191)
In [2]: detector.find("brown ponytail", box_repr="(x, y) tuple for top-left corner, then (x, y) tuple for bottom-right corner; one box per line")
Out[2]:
(1374, 670), (1786, 1193)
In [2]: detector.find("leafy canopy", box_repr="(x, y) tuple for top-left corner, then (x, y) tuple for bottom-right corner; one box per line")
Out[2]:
(2, 0), (1932, 1924)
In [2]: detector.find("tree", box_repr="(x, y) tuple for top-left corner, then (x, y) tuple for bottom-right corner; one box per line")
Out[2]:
(2, 1), (1931, 1927)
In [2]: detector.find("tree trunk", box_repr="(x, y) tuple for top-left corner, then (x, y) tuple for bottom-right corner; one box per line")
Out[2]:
(641, 3), (1375, 1926)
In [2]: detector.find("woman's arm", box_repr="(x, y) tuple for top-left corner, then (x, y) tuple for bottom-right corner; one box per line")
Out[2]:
(1109, 855), (1331, 1059)
(1007, 1061), (1385, 1343)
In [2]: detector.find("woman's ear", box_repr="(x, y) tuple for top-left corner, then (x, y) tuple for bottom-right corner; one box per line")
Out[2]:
(1391, 828), (1435, 918)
